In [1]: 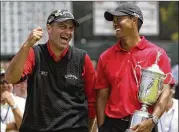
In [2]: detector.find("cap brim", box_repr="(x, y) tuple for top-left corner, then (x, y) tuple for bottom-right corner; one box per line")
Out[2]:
(54, 18), (80, 27)
(104, 10), (128, 21)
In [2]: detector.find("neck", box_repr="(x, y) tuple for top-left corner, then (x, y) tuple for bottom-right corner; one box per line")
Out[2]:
(48, 40), (65, 57)
(120, 35), (141, 51)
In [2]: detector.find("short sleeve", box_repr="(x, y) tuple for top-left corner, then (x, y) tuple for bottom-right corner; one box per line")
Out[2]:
(21, 48), (35, 79)
(158, 49), (175, 85)
(95, 56), (110, 89)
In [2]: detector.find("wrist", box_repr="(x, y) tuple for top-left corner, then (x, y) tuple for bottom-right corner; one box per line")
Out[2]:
(22, 42), (32, 50)
(148, 118), (155, 126)
(98, 122), (103, 129)
(149, 115), (159, 125)
(10, 103), (18, 110)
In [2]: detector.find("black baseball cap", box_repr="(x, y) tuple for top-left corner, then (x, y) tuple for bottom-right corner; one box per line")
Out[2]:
(47, 9), (79, 27)
(104, 2), (143, 23)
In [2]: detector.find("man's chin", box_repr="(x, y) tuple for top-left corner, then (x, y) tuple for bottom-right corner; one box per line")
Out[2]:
(61, 43), (69, 47)
(116, 36), (121, 40)
(62, 42), (69, 46)
(56, 44), (68, 50)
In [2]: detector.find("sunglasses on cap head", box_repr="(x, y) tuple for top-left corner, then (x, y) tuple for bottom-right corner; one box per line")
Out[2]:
(113, 15), (133, 23)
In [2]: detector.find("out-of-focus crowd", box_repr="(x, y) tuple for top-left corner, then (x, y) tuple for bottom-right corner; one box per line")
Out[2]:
(1, 61), (26, 132)
(1, 61), (27, 99)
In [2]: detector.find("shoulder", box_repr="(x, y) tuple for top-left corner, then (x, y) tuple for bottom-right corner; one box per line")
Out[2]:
(99, 44), (116, 61)
(145, 40), (166, 53)
(71, 46), (87, 54)
(33, 43), (47, 50)
(142, 40), (169, 60)
(71, 46), (87, 60)
(172, 64), (178, 71)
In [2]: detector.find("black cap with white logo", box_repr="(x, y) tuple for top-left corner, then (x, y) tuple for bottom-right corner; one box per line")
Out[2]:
(47, 9), (79, 27)
(104, 2), (143, 23)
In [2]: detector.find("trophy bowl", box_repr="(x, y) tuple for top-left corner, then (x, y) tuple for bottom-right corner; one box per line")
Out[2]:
(138, 68), (165, 106)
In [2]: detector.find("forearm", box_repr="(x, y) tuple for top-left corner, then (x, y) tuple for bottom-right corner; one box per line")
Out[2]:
(152, 85), (171, 118)
(6, 123), (18, 131)
(12, 108), (23, 129)
(5, 44), (31, 83)
(96, 96), (107, 127)
(88, 117), (97, 132)
(88, 101), (97, 131)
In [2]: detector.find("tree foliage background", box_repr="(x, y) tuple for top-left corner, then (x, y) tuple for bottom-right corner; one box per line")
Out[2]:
(160, 1), (178, 42)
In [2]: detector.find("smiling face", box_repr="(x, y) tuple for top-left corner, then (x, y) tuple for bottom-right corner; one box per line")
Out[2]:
(113, 15), (137, 39)
(0, 75), (13, 102)
(13, 80), (27, 98)
(47, 19), (75, 50)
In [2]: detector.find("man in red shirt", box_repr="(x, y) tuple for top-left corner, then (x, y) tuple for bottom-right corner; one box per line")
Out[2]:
(95, 3), (174, 132)
(5, 9), (96, 132)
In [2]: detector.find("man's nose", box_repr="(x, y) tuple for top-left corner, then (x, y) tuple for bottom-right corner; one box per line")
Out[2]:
(113, 23), (119, 29)
(113, 21), (118, 26)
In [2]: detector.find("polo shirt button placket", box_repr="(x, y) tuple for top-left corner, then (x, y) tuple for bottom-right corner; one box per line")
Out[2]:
(128, 52), (131, 63)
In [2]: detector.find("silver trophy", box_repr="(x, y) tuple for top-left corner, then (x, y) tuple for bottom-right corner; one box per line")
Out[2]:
(126, 50), (172, 132)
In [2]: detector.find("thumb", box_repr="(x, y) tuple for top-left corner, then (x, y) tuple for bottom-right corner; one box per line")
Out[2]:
(37, 26), (43, 31)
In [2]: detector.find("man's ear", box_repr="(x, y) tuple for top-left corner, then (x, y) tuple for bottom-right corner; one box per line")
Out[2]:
(132, 17), (138, 26)
(46, 24), (52, 34)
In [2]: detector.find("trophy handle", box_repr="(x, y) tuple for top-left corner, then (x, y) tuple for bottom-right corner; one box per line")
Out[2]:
(163, 72), (173, 89)
(158, 72), (173, 96)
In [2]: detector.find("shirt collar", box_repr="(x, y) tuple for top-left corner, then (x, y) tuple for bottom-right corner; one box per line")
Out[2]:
(114, 36), (147, 52)
(47, 41), (69, 61)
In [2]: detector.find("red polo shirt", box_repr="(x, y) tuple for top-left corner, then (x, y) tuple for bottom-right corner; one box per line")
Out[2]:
(22, 42), (96, 118)
(95, 36), (174, 118)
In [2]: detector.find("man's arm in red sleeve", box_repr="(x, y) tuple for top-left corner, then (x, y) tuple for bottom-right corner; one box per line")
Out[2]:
(6, 46), (35, 83)
(21, 48), (35, 79)
(94, 56), (110, 127)
(83, 54), (96, 130)
(5, 44), (33, 83)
